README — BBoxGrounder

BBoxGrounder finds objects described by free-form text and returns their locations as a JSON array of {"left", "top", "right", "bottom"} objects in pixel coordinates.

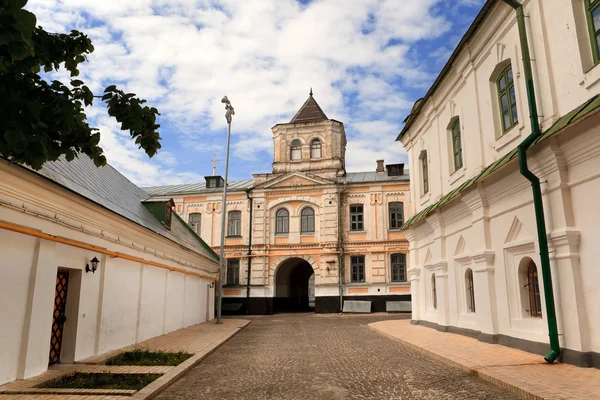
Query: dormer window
[
  {"left": 386, "top": 164, "right": 404, "bottom": 177},
  {"left": 310, "top": 139, "right": 322, "bottom": 159},
  {"left": 291, "top": 139, "right": 302, "bottom": 160},
  {"left": 205, "top": 176, "right": 224, "bottom": 188}
]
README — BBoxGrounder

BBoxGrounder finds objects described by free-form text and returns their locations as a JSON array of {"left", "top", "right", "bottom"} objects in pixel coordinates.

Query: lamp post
[{"left": 216, "top": 96, "right": 234, "bottom": 324}]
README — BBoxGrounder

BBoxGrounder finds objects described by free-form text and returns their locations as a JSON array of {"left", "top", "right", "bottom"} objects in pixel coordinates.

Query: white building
[
  {"left": 0, "top": 156, "right": 218, "bottom": 385},
  {"left": 398, "top": 0, "right": 600, "bottom": 368}
]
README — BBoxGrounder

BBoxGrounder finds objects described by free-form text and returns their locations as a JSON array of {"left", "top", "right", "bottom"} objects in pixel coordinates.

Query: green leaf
[
  {"left": 71, "top": 79, "right": 84, "bottom": 87},
  {"left": 4, "top": 129, "right": 28, "bottom": 152},
  {"left": 8, "top": 42, "right": 29, "bottom": 61},
  {"left": 104, "top": 85, "right": 117, "bottom": 92}
]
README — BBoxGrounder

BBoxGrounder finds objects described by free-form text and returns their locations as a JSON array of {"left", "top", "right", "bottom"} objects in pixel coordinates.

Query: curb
[
  {"left": 130, "top": 320, "right": 251, "bottom": 400},
  {"left": 368, "top": 324, "right": 545, "bottom": 400}
]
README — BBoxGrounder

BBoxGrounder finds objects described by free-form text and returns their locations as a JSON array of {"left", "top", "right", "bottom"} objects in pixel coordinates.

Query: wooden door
[{"left": 49, "top": 270, "right": 69, "bottom": 365}]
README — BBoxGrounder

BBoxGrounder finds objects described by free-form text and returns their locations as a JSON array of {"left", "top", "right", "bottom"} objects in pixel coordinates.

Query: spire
[{"left": 290, "top": 90, "right": 328, "bottom": 123}]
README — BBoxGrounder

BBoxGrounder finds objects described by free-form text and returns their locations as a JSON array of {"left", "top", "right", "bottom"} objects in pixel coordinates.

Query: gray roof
[
  {"left": 290, "top": 93, "right": 328, "bottom": 123},
  {"left": 343, "top": 170, "right": 410, "bottom": 184},
  {"left": 31, "top": 156, "right": 218, "bottom": 263},
  {"left": 144, "top": 179, "right": 255, "bottom": 196}
]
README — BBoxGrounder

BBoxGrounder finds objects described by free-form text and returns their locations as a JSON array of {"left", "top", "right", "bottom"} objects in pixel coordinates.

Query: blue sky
[{"left": 28, "top": 0, "right": 484, "bottom": 186}]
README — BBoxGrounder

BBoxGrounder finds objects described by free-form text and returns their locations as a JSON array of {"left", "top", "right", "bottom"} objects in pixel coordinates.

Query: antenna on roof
[{"left": 309, "top": 87, "right": 313, "bottom": 96}]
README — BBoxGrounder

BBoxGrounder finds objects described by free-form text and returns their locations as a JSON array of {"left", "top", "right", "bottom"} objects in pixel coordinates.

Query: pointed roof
[{"left": 290, "top": 89, "right": 328, "bottom": 123}]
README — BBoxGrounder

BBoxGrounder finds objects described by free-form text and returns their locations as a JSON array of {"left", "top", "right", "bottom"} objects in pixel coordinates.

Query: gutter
[
  {"left": 502, "top": 0, "right": 560, "bottom": 363},
  {"left": 337, "top": 182, "right": 348, "bottom": 312},
  {"left": 245, "top": 189, "right": 253, "bottom": 314}
]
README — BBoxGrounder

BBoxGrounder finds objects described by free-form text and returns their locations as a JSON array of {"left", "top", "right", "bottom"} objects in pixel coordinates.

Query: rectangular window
[
  {"left": 188, "top": 213, "right": 201, "bottom": 235},
  {"left": 421, "top": 152, "right": 429, "bottom": 194},
  {"left": 497, "top": 65, "right": 518, "bottom": 133},
  {"left": 389, "top": 202, "right": 404, "bottom": 230},
  {"left": 391, "top": 254, "right": 407, "bottom": 282},
  {"left": 451, "top": 119, "right": 463, "bottom": 170},
  {"left": 587, "top": 0, "right": 600, "bottom": 62},
  {"left": 350, "top": 204, "right": 364, "bottom": 231},
  {"left": 351, "top": 255, "right": 365, "bottom": 283},
  {"left": 227, "top": 211, "right": 241, "bottom": 236},
  {"left": 226, "top": 259, "right": 240, "bottom": 285}
]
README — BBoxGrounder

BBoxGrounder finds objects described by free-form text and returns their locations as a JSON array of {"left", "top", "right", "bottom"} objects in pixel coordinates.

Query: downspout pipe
[
  {"left": 337, "top": 182, "right": 348, "bottom": 313},
  {"left": 502, "top": 0, "right": 560, "bottom": 363},
  {"left": 245, "top": 189, "right": 253, "bottom": 314}
]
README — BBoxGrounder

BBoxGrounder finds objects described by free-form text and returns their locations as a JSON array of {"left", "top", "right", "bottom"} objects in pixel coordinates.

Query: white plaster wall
[
  {"left": 138, "top": 266, "right": 167, "bottom": 343},
  {"left": 97, "top": 258, "right": 140, "bottom": 354},
  {"left": 0, "top": 230, "right": 36, "bottom": 384},
  {"left": 183, "top": 275, "right": 200, "bottom": 327},
  {"left": 164, "top": 271, "right": 185, "bottom": 333}
]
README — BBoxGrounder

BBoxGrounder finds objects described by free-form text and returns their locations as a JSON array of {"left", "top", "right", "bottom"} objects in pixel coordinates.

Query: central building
[{"left": 146, "top": 92, "right": 410, "bottom": 314}]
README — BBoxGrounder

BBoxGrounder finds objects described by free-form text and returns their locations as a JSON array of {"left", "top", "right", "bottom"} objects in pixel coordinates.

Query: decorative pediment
[
  {"left": 257, "top": 171, "right": 334, "bottom": 190},
  {"left": 504, "top": 216, "right": 534, "bottom": 244}
]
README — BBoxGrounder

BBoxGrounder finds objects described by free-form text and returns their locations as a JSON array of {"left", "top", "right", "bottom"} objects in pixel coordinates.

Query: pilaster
[{"left": 471, "top": 250, "right": 498, "bottom": 336}]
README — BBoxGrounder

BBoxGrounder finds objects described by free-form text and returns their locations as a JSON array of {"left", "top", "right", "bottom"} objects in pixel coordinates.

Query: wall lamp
[{"left": 85, "top": 257, "right": 99, "bottom": 274}]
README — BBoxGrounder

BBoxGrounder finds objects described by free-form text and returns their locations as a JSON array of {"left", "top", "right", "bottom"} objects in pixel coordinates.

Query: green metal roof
[{"left": 402, "top": 94, "right": 600, "bottom": 230}]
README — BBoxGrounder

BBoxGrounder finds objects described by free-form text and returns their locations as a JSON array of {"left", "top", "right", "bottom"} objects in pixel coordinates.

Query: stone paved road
[{"left": 156, "top": 314, "right": 520, "bottom": 400}]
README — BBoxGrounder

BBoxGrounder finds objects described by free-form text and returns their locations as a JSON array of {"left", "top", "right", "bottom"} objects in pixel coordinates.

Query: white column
[{"left": 471, "top": 251, "right": 498, "bottom": 337}]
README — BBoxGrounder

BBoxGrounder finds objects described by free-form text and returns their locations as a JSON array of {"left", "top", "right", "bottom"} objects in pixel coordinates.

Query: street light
[{"left": 216, "top": 95, "right": 234, "bottom": 324}]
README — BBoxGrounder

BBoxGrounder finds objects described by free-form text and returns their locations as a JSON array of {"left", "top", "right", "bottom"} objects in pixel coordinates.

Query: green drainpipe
[{"left": 502, "top": 0, "right": 560, "bottom": 363}]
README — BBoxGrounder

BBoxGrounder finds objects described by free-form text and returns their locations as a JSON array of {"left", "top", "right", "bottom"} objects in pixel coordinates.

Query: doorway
[
  {"left": 49, "top": 269, "right": 69, "bottom": 365},
  {"left": 274, "top": 258, "right": 315, "bottom": 313}
]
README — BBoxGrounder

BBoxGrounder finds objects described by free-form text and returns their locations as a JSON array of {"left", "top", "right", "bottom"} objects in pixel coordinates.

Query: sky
[{"left": 27, "top": 0, "right": 485, "bottom": 187}]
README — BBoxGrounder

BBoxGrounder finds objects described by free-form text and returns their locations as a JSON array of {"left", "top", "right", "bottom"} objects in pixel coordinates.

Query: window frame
[
  {"left": 586, "top": 0, "right": 600, "bottom": 63},
  {"left": 310, "top": 139, "right": 322, "bottom": 159},
  {"left": 275, "top": 208, "right": 289, "bottom": 234},
  {"left": 227, "top": 210, "right": 242, "bottom": 237},
  {"left": 465, "top": 268, "right": 476, "bottom": 313},
  {"left": 526, "top": 261, "right": 542, "bottom": 318},
  {"left": 432, "top": 274, "right": 437, "bottom": 309},
  {"left": 349, "top": 204, "right": 364, "bottom": 231},
  {"left": 350, "top": 255, "right": 365, "bottom": 283},
  {"left": 451, "top": 119, "right": 463, "bottom": 171},
  {"left": 421, "top": 152, "right": 429, "bottom": 195},
  {"left": 290, "top": 139, "right": 302, "bottom": 161},
  {"left": 188, "top": 213, "right": 201, "bottom": 235},
  {"left": 226, "top": 259, "right": 240, "bottom": 285},
  {"left": 390, "top": 253, "right": 407, "bottom": 282},
  {"left": 497, "top": 64, "right": 518, "bottom": 133},
  {"left": 300, "top": 207, "right": 315, "bottom": 233},
  {"left": 388, "top": 202, "right": 404, "bottom": 230}
]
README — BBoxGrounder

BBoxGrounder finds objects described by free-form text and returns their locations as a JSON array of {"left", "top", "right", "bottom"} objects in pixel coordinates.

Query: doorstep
[{"left": 369, "top": 319, "right": 600, "bottom": 400}]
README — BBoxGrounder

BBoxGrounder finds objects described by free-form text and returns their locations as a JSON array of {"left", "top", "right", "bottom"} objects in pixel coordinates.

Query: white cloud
[{"left": 26, "top": 0, "right": 459, "bottom": 185}]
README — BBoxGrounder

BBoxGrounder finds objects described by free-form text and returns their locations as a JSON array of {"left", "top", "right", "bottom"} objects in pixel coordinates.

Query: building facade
[
  {"left": 146, "top": 93, "right": 411, "bottom": 314},
  {"left": 398, "top": 0, "right": 600, "bottom": 368},
  {"left": 0, "top": 156, "right": 218, "bottom": 385}
]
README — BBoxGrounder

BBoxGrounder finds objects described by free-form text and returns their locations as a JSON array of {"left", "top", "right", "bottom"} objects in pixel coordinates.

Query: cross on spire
[{"left": 210, "top": 154, "right": 221, "bottom": 176}]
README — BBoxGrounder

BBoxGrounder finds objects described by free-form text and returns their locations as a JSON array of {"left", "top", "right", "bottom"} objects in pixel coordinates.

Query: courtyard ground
[{"left": 155, "top": 313, "right": 520, "bottom": 400}]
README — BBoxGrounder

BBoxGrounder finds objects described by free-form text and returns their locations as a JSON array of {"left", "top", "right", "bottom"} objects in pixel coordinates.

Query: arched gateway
[{"left": 274, "top": 257, "right": 316, "bottom": 312}]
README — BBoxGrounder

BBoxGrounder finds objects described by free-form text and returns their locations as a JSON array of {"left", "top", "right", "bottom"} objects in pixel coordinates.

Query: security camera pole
[{"left": 216, "top": 96, "right": 234, "bottom": 324}]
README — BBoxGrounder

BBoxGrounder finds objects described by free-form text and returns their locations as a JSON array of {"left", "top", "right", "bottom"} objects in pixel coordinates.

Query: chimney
[{"left": 376, "top": 160, "right": 385, "bottom": 173}]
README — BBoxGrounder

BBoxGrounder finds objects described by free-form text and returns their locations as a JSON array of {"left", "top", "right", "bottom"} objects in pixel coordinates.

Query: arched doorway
[{"left": 274, "top": 257, "right": 315, "bottom": 312}]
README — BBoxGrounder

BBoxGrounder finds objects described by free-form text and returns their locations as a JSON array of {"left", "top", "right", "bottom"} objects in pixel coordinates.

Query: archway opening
[{"left": 275, "top": 258, "right": 315, "bottom": 313}]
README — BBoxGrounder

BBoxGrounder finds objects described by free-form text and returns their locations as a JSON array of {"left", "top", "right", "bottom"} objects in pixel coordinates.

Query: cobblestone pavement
[{"left": 156, "top": 314, "right": 520, "bottom": 400}]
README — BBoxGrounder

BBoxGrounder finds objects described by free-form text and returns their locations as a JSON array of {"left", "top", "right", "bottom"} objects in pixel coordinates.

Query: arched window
[
  {"left": 389, "top": 202, "right": 404, "bottom": 229},
  {"left": 497, "top": 64, "right": 518, "bottom": 133},
  {"left": 526, "top": 260, "right": 542, "bottom": 318},
  {"left": 310, "top": 139, "right": 322, "bottom": 159},
  {"left": 188, "top": 213, "right": 201, "bottom": 235},
  {"left": 451, "top": 118, "right": 463, "bottom": 170},
  {"left": 465, "top": 268, "right": 475, "bottom": 313},
  {"left": 290, "top": 139, "right": 302, "bottom": 161},
  {"left": 227, "top": 211, "right": 241, "bottom": 236},
  {"left": 275, "top": 208, "right": 289, "bottom": 234},
  {"left": 391, "top": 253, "right": 406, "bottom": 282},
  {"left": 301, "top": 207, "right": 315, "bottom": 233},
  {"left": 431, "top": 274, "right": 437, "bottom": 309}
]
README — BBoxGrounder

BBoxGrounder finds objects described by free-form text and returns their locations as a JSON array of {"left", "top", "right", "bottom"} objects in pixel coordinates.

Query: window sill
[
  {"left": 225, "top": 235, "right": 242, "bottom": 239},
  {"left": 494, "top": 123, "right": 523, "bottom": 152},
  {"left": 300, "top": 232, "right": 315, "bottom": 236},
  {"left": 348, "top": 230, "right": 366, "bottom": 234},
  {"left": 274, "top": 233, "right": 289, "bottom": 237},
  {"left": 346, "top": 282, "right": 367, "bottom": 285},
  {"left": 388, "top": 228, "right": 402, "bottom": 232},
  {"left": 388, "top": 281, "right": 409, "bottom": 285},
  {"left": 448, "top": 166, "right": 466, "bottom": 185},
  {"left": 579, "top": 60, "right": 600, "bottom": 90},
  {"left": 223, "top": 284, "right": 244, "bottom": 288}
]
